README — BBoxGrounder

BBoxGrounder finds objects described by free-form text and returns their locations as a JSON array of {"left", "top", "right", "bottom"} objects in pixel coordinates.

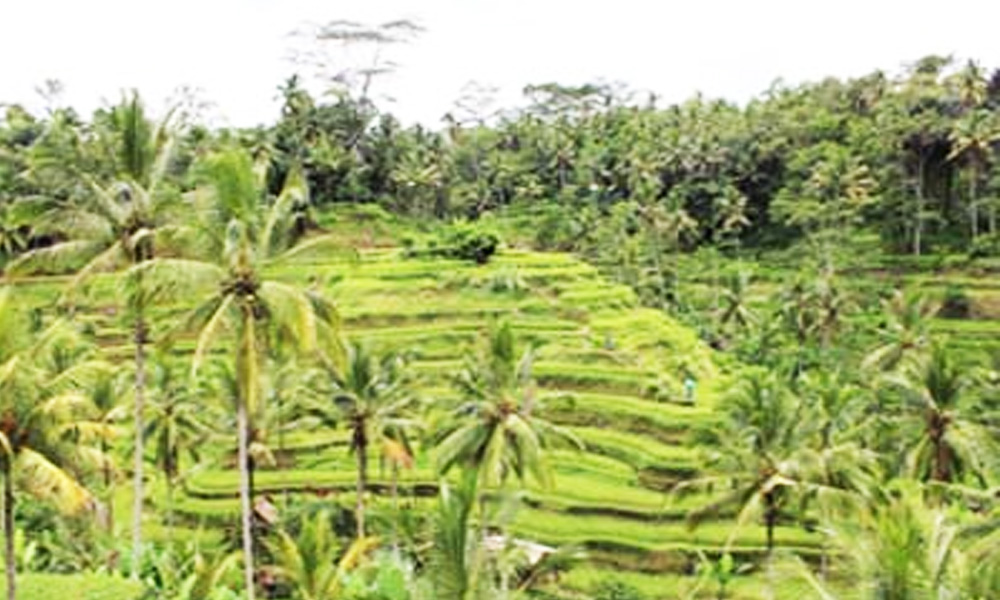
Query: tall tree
[
  {"left": 144, "top": 360, "right": 208, "bottom": 539},
  {"left": 294, "top": 343, "right": 420, "bottom": 539},
  {"left": 863, "top": 290, "right": 939, "bottom": 372},
  {"left": 7, "top": 91, "right": 179, "bottom": 574},
  {"left": 434, "top": 322, "right": 580, "bottom": 528},
  {"left": 882, "top": 344, "right": 997, "bottom": 485},
  {"left": 677, "top": 370, "right": 871, "bottom": 556},
  {"left": 0, "top": 289, "right": 100, "bottom": 600},
  {"left": 948, "top": 109, "right": 1000, "bottom": 237},
  {"left": 151, "top": 147, "right": 341, "bottom": 599}
]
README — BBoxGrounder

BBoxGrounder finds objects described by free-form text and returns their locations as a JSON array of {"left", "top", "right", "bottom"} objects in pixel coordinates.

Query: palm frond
[
  {"left": 5, "top": 239, "right": 108, "bottom": 277},
  {"left": 262, "top": 162, "right": 309, "bottom": 257},
  {"left": 190, "top": 294, "right": 235, "bottom": 377},
  {"left": 15, "top": 447, "right": 93, "bottom": 514},
  {"left": 258, "top": 281, "right": 318, "bottom": 353},
  {"left": 128, "top": 258, "right": 225, "bottom": 307}
]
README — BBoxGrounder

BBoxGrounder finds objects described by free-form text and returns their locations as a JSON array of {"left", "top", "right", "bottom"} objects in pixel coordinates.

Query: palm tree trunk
[
  {"left": 3, "top": 462, "right": 15, "bottom": 600},
  {"left": 932, "top": 434, "right": 951, "bottom": 484},
  {"left": 131, "top": 314, "right": 146, "bottom": 578},
  {"left": 390, "top": 462, "right": 399, "bottom": 551},
  {"left": 355, "top": 433, "right": 367, "bottom": 539},
  {"left": 970, "top": 167, "right": 979, "bottom": 240},
  {"left": 278, "top": 397, "right": 288, "bottom": 511},
  {"left": 165, "top": 470, "right": 174, "bottom": 545},
  {"left": 914, "top": 157, "right": 925, "bottom": 257},
  {"left": 102, "top": 440, "right": 114, "bottom": 535},
  {"left": 764, "top": 492, "right": 776, "bottom": 555},
  {"left": 237, "top": 399, "right": 256, "bottom": 600}
]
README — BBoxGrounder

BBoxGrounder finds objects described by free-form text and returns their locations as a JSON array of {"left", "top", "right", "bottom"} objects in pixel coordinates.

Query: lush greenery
[{"left": 1, "top": 50, "right": 1000, "bottom": 600}]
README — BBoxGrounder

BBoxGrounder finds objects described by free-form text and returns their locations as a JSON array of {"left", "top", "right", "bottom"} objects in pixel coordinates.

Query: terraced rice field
[
  {"left": 9, "top": 245, "right": 824, "bottom": 598},
  {"left": 670, "top": 248, "right": 1000, "bottom": 365}
]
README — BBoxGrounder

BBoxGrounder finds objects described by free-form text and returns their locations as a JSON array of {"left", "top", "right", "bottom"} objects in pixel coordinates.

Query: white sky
[{"left": 2, "top": 0, "right": 998, "bottom": 128}]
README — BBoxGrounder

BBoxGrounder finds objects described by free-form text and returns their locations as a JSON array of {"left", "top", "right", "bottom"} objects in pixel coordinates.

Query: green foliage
[
  {"left": 439, "top": 223, "right": 501, "bottom": 264},
  {"left": 401, "top": 223, "right": 501, "bottom": 264},
  {"left": 10, "top": 60, "right": 1000, "bottom": 597},
  {"left": 594, "top": 580, "right": 645, "bottom": 600},
  {"left": 938, "top": 284, "right": 972, "bottom": 319},
  {"left": 968, "top": 232, "right": 1000, "bottom": 258}
]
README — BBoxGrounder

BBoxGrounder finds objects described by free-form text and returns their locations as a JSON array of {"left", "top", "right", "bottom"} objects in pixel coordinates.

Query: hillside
[{"left": 9, "top": 239, "right": 831, "bottom": 599}]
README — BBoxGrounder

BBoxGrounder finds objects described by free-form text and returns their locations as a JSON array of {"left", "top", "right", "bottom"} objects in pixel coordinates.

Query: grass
[
  {"left": 511, "top": 507, "right": 822, "bottom": 552},
  {"left": 554, "top": 566, "right": 835, "bottom": 600},
  {"left": 0, "top": 573, "right": 143, "bottom": 600},
  {"left": 571, "top": 427, "right": 701, "bottom": 474},
  {"left": 534, "top": 361, "right": 657, "bottom": 397},
  {"left": 542, "top": 391, "right": 717, "bottom": 438}
]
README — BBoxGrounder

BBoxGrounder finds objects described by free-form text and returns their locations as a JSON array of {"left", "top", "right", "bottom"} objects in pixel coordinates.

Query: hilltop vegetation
[{"left": 0, "top": 51, "right": 1000, "bottom": 600}]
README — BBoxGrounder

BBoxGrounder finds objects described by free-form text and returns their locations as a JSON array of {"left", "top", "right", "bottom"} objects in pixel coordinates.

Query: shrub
[
  {"left": 969, "top": 232, "right": 1000, "bottom": 259},
  {"left": 939, "top": 285, "right": 972, "bottom": 319},
  {"left": 485, "top": 268, "right": 528, "bottom": 294},
  {"left": 399, "top": 223, "right": 502, "bottom": 264},
  {"left": 440, "top": 223, "right": 500, "bottom": 264}
]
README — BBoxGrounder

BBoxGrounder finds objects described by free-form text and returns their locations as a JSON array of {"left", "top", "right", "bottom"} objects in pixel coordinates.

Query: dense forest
[{"left": 1, "top": 48, "right": 1000, "bottom": 600}]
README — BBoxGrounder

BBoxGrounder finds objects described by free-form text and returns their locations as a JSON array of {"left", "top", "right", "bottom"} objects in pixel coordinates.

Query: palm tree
[
  {"left": 951, "top": 59, "right": 989, "bottom": 110},
  {"left": 263, "top": 510, "right": 376, "bottom": 600},
  {"left": 811, "top": 270, "right": 853, "bottom": 358},
  {"left": 863, "top": 290, "right": 938, "bottom": 372},
  {"left": 0, "top": 289, "right": 99, "bottom": 600},
  {"left": 294, "top": 343, "right": 420, "bottom": 539},
  {"left": 150, "top": 147, "right": 341, "bottom": 599},
  {"left": 74, "top": 365, "right": 127, "bottom": 536},
  {"left": 677, "top": 370, "right": 872, "bottom": 556},
  {"left": 429, "top": 470, "right": 487, "bottom": 600},
  {"left": 434, "top": 322, "right": 580, "bottom": 524},
  {"left": 882, "top": 344, "right": 997, "bottom": 486},
  {"left": 948, "top": 109, "right": 1000, "bottom": 238},
  {"left": 717, "top": 270, "right": 756, "bottom": 335},
  {"left": 797, "top": 370, "right": 868, "bottom": 455},
  {"left": 823, "top": 480, "right": 966, "bottom": 600},
  {"left": 7, "top": 91, "right": 178, "bottom": 573},
  {"left": 144, "top": 360, "right": 209, "bottom": 539},
  {"left": 678, "top": 370, "right": 803, "bottom": 554}
]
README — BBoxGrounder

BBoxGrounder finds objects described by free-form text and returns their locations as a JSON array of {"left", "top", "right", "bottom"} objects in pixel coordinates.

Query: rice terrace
[{"left": 2, "top": 3, "right": 1000, "bottom": 599}]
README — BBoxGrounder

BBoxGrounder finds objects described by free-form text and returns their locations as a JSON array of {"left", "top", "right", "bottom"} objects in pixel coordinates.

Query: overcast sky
[{"left": 2, "top": 0, "right": 997, "bottom": 128}]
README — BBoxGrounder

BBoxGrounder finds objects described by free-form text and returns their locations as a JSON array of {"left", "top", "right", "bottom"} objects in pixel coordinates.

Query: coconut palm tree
[
  {"left": 823, "top": 480, "right": 967, "bottom": 600},
  {"left": 263, "top": 510, "right": 376, "bottom": 600},
  {"left": 7, "top": 91, "right": 179, "bottom": 573},
  {"left": 428, "top": 470, "right": 487, "bottom": 600},
  {"left": 951, "top": 59, "right": 989, "bottom": 110},
  {"left": 0, "top": 288, "right": 101, "bottom": 600},
  {"left": 678, "top": 370, "right": 803, "bottom": 554},
  {"left": 434, "top": 322, "right": 581, "bottom": 522},
  {"left": 718, "top": 270, "right": 756, "bottom": 335},
  {"left": 72, "top": 364, "right": 127, "bottom": 536},
  {"left": 882, "top": 344, "right": 997, "bottom": 486},
  {"left": 863, "top": 290, "right": 938, "bottom": 372},
  {"left": 677, "top": 370, "right": 873, "bottom": 556},
  {"left": 948, "top": 109, "right": 1000, "bottom": 238},
  {"left": 294, "top": 343, "right": 420, "bottom": 539},
  {"left": 144, "top": 360, "right": 209, "bottom": 539},
  {"left": 148, "top": 147, "right": 341, "bottom": 599}
]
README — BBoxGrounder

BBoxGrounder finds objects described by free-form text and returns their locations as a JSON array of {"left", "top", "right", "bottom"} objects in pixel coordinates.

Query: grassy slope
[{"left": 4, "top": 212, "right": 818, "bottom": 597}]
